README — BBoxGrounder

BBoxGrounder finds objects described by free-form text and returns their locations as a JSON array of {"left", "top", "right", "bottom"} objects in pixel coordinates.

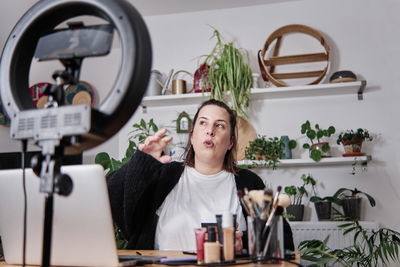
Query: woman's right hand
[{"left": 138, "top": 128, "right": 173, "bottom": 163}]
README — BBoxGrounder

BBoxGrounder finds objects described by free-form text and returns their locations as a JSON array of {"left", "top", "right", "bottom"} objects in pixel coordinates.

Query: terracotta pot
[{"left": 341, "top": 140, "right": 363, "bottom": 154}]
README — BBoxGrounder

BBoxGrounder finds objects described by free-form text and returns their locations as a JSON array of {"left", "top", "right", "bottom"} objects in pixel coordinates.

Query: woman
[{"left": 107, "top": 99, "right": 294, "bottom": 252}]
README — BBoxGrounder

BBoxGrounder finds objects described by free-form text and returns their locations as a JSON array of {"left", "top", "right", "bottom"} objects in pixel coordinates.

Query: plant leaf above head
[
  {"left": 303, "top": 143, "right": 310, "bottom": 149},
  {"left": 140, "top": 118, "right": 146, "bottom": 129},
  {"left": 316, "top": 130, "right": 324, "bottom": 140},
  {"left": 307, "top": 129, "right": 316, "bottom": 140},
  {"left": 321, "top": 143, "right": 330, "bottom": 152},
  {"left": 204, "top": 28, "right": 252, "bottom": 118},
  {"left": 289, "top": 139, "right": 297, "bottom": 149},
  {"left": 310, "top": 149, "right": 322, "bottom": 162}
]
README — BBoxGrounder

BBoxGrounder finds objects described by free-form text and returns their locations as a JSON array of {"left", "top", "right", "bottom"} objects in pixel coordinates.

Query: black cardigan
[{"left": 107, "top": 150, "right": 294, "bottom": 251}]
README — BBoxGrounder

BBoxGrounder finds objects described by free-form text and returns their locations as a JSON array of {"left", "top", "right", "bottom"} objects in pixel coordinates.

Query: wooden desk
[
  {"left": 122, "top": 250, "right": 300, "bottom": 266},
  {"left": 1, "top": 250, "right": 300, "bottom": 266}
]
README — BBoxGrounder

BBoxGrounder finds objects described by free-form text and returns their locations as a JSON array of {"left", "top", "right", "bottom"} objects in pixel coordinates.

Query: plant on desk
[{"left": 95, "top": 118, "right": 160, "bottom": 249}]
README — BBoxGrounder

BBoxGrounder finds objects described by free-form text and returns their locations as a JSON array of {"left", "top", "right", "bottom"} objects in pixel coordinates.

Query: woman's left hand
[{"left": 235, "top": 230, "right": 243, "bottom": 255}]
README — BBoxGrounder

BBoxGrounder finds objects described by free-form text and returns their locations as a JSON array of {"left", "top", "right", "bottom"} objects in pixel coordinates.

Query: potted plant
[
  {"left": 284, "top": 173, "right": 316, "bottom": 221},
  {"left": 333, "top": 187, "right": 376, "bottom": 220},
  {"left": 310, "top": 195, "right": 342, "bottom": 221},
  {"left": 95, "top": 118, "right": 159, "bottom": 175},
  {"left": 203, "top": 28, "right": 253, "bottom": 119},
  {"left": 336, "top": 128, "right": 373, "bottom": 156},
  {"left": 299, "top": 220, "right": 400, "bottom": 266},
  {"left": 301, "top": 120, "right": 336, "bottom": 162},
  {"left": 244, "top": 135, "right": 283, "bottom": 169}
]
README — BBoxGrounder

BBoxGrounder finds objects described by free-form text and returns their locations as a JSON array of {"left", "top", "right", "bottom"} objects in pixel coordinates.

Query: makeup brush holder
[
  {"left": 264, "top": 216, "right": 284, "bottom": 263},
  {"left": 248, "top": 215, "right": 284, "bottom": 261},
  {"left": 253, "top": 217, "right": 267, "bottom": 257}
]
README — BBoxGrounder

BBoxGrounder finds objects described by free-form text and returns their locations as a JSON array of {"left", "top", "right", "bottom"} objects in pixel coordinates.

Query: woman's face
[{"left": 190, "top": 104, "right": 233, "bottom": 166}]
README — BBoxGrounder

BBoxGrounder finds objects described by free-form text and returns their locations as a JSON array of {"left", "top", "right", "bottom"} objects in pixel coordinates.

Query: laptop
[{"left": 0, "top": 164, "right": 140, "bottom": 266}]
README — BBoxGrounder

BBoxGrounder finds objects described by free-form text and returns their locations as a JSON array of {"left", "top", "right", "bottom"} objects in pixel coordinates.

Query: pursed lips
[{"left": 203, "top": 139, "right": 215, "bottom": 148}]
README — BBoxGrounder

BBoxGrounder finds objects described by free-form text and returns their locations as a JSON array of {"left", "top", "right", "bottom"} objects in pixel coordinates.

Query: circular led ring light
[{"left": 0, "top": 0, "right": 152, "bottom": 153}]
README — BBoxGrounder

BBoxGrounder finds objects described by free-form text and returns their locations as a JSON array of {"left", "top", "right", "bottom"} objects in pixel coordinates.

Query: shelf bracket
[{"left": 357, "top": 80, "right": 367, "bottom": 100}]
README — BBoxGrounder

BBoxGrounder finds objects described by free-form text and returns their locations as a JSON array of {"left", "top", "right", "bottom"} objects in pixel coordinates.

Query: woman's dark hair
[{"left": 183, "top": 99, "right": 238, "bottom": 174}]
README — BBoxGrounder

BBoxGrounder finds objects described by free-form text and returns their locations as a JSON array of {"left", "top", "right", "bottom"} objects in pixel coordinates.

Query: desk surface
[{"left": 1, "top": 250, "right": 300, "bottom": 267}]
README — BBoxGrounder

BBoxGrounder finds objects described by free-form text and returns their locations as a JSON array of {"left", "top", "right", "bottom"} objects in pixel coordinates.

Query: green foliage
[
  {"left": 299, "top": 220, "right": 400, "bottom": 266},
  {"left": 130, "top": 118, "right": 159, "bottom": 143},
  {"left": 284, "top": 173, "right": 316, "bottom": 205},
  {"left": 245, "top": 135, "right": 283, "bottom": 169},
  {"left": 333, "top": 187, "right": 376, "bottom": 207},
  {"left": 310, "top": 195, "right": 342, "bottom": 206},
  {"left": 114, "top": 222, "right": 128, "bottom": 249},
  {"left": 337, "top": 128, "right": 373, "bottom": 145},
  {"left": 204, "top": 28, "right": 253, "bottom": 118},
  {"left": 94, "top": 118, "right": 160, "bottom": 249},
  {"left": 289, "top": 139, "right": 298, "bottom": 149},
  {"left": 301, "top": 120, "right": 335, "bottom": 162},
  {"left": 95, "top": 118, "right": 159, "bottom": 176}
]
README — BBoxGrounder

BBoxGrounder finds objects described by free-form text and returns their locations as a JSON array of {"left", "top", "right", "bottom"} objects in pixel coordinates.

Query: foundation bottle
[
  {"left": 222, "top": 211, "right": 235, "bottom": 261},
  {"left": 204, "top": 226, "right": 220, "bottom": 263}
]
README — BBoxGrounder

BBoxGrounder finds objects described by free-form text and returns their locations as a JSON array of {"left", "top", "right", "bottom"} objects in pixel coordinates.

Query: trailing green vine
[{"left": 204, "top": 28, "right": 253, "bottom": 118}]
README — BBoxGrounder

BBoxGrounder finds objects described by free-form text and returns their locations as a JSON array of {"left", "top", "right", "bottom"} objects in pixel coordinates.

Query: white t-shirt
[{"left": 154, "top": 166, "right": 246, "bottom": 250}]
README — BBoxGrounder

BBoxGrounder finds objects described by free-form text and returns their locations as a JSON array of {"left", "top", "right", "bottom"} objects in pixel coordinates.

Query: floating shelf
[
  {"left": 141, "top": 80, "right": 366, "bottom": 109},
  {"left": 237, "top": 155, "right": 371, "bottom": 168}
]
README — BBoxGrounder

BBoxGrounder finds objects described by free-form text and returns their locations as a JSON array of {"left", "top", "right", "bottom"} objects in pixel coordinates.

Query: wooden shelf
[
  {"left": 237, "top": 155, "right": 371, "bottom": 168},
  {"left": 141, "top": 80, "right": 366, "bottom": 109}
]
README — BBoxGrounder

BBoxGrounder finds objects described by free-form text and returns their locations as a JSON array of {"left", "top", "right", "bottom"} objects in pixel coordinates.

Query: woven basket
[{"left": 258, "top": 24, "right": 330, "bottom": 87}]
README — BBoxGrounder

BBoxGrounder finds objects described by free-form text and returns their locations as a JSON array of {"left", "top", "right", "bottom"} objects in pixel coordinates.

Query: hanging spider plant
[{"left": 203, "top": 29, "right": 253, "bottom": 118}]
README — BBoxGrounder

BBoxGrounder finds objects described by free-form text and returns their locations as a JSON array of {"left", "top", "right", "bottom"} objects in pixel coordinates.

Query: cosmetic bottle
[
  {"left": 204, "top": 226, "right": 220, "bottom": 263},
  {"left": 215, "top": 214, "right": 223, "bottom": 244},
  {"left": 222, "top": 211, "right": 235, "bottom": 262},
  {"left": 194, "top": 228, "right": 206, "bottom": 264}
]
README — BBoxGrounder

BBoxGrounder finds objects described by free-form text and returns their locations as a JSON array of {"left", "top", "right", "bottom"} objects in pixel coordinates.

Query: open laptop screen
[{"left": 0, "top": 165, "right": 121, "bottom": 266}]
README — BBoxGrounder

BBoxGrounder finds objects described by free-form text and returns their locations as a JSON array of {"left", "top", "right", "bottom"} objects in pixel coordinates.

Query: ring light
[
  {"left": 0, "top": 0, "right": 152, "bottom": 153},
  {"left": 0, "top": 1, "right": 152, "bottom": 266}
]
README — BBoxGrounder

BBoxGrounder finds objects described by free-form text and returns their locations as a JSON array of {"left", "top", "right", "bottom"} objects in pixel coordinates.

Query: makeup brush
[
  {"left": 243, "top": 194, "right": 256, "bottom": 218},
  {"left": 260, "top": 188, "right": 273, "bottom": 220},
  {"left": 237, "top": 189, "right": 251, "bottom": 216},
  {"left": 260, "top": 186, "right": 282, "bottom": 256},
  {"left": 248, "top": 190, "right": 265, "bottom": 208},
  {"left": 277, "top": 193, "right": 291, "bottom": 209}
]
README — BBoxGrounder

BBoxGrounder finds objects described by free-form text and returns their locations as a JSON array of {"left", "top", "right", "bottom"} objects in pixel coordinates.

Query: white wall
[
  {"left": 1, "top": 0, "right": 399, "bottom": 237},
  {"left": 126, "top": 0, "right": 400, "bottom": 233}
]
